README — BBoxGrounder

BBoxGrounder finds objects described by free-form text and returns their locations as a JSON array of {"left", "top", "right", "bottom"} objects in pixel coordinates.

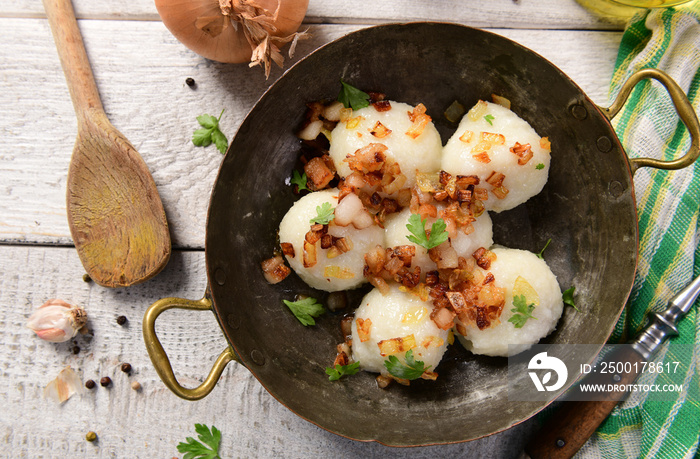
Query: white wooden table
[{"left": 0, "top": 1, "right": 625, "bottom": 457}]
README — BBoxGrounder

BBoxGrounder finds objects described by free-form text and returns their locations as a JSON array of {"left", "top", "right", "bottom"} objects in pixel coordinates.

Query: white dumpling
[
  {"left": 457, "top": 247, "right": 563, "bottom": 357},
  {"left": 442, "top": 101, "right": 551, "bottom": 212},
  {"left": 278, "top": 189, "right": 384, "bottom": 291},
  {"left": 329, "top": 101, "right": 442, "bottom": 188},
  {"left": 383, "top": 207, "right": 494, "bottom": 275},
  {"left": 351, "top": 285, "right": 449, "bottom": 375}
]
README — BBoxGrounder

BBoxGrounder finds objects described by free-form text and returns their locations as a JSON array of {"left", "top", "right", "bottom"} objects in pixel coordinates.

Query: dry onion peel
[{"left": 155, "top": 0, "right": 310, "bottom": 78}]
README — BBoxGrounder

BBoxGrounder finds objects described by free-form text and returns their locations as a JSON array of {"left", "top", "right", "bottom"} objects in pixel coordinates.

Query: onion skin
[{"left": 155, "top": 0, "right": 309, "bottom": 65}]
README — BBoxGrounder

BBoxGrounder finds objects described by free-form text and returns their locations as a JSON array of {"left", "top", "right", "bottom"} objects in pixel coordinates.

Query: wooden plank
[
  {"left": 0, "top": 0, "right": 623, "bottom": 30},
  {"left": 0, "top": 18, "right": 620, "bottom": 248},
  {"left": 0, "top": 244, "right": 540, "bottom": 457}
]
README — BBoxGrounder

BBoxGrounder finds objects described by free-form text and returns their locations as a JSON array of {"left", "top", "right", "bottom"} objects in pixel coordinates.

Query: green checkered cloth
[{"left": 577, "top": 4, "right": 700, "bottom": 458}]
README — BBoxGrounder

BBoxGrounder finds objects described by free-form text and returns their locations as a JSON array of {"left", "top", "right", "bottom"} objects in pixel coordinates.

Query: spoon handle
[{"left": 42, "top": 0, "right": 104, "bottom": 119}]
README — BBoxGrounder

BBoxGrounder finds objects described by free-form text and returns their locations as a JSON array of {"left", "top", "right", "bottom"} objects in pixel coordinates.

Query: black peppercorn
[
  {"left": 85, "top": 379, "right": 96, "bottom": 389},
  {"left": 82, "top": 273, "right": 91, "bottom": 282},
  {"left": 121, "top": 363, "right": 132, "bottom": 373},
  {"left": 116, "top": 315, "right": 127, "bottom": 326},
  {"left": 72, "top": 345, "right": 80, "bottom": 354},
  {"left": 185, "top": 77, "right": 196, "bottom": 88},
  {"left": 100, "top": 377, "right": 111, "bottom": 387}
]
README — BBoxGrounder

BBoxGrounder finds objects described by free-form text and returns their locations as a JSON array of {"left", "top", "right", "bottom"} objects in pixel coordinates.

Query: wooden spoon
[{"left": 43, "top": 0, "right": 171, "bottom": 288}]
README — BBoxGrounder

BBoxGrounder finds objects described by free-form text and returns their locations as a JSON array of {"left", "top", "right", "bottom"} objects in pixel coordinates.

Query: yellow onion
[{"left": 155, "top": 0, "right": 309, "bottom": 77}]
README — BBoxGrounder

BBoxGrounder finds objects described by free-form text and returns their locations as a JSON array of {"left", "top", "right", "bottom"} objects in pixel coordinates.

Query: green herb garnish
[
  {"left": 384, "top": 349, "right": 431, "bottom": 380},
  {"left": 326, "top": 362, "right": 361, "bottom": 381},
  {"left": 177, "top": 424, "right": 221, "bottom": 459},
  {"left": 563, "top": 286, "right": 579, "bottom": 311},
  {"left": 406, "top": 214, "right": 449, "bottom": 250},
  {"left": 484, "top": 114, "right": 495, "bottom": 125},
  {"left": 536, "top": 163, "right": 545, "bottom": 170},
  {"left": 508, "top": 294, "right": 537, "bottom": 328},
  {"left": 338, "top": 80, "right": 370, "bottom": 110},
  {"left": 310, "top": 202, "right": 335, "bottom": 225},
  {"left": 291, "top": 170, "right": 309, "bottom": 192},
  {"left": 536, "top": 238, "right": 552, "bottom": 259},
  {"left": 283, "top": 297, "right": 325, "bottom": 326},
  {"left": 192, "top": 109, "right": 228, "bottom": 154}
]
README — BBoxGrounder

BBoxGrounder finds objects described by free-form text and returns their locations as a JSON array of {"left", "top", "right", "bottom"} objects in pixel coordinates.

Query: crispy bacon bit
[
  {"left": 491, "top": 93, "right": 511, "bottom": 109},
  {"left": 377, "top": 334, "right": 416, "bottom": 356},
  {"left": 406, "top": 103, "right": 432, "bottom": 139},
  {"left": 456, "top": 175, "right": 480, "bottom": 186},
  {"left": 445, "top": 291, "right": 468, "bottom": 313},
  {"left": 297, "top": 120, "right": 323, "bottom": 141},
  {"left": 367, "top": 274, "right": 391, "bottom": 295},
  {"left": 305, "top": 224, "right": 327, "bottom": 244},
  {"left": 356, "top": 318, "right": 372, "bottom": 342},
  {"left": 396, "top": 188, "right": 412, "bottom": 208},
  {"left": 510, "top": 142, "right": 533, "bottom": 165},
  {"left": 540, "top": 136, "right": 551, "bottom": 150},
  {"left": 467, "top": 100, "right": 488, "bottom": 121},
  {"left": 346, "top": 143, "right": 387, "bottom": 173},
  {"left": 472, "top": 152, "right": 491, "bottom": 163},
  {"left": 418, "top": 204, "right": 438, "bottom": 220},
  {"left": 421, "top": 371, "right": 438, "bottom": 381},
  {"left": 390, "top": 245, "right": 415, "bottom": 265},
  {"left": 376, "top": 374, "right": 393, "bottom": 389},
  {"left": 474, "top": 187, "right": 489, "bottom": 201},
  {"left": 485, "top": 171, "right": 506, "bottom": 188},
  {"left": 459, "top": 130, "right": 474, "bottom": 143},
  {"left": 340, "top": 316, "right": 354, "bottom": 340},
  {"left": 368, "top": 91, "right": 386, "bottom": 103},
  {"left": 481, "top": 132, "right": 506, "bottom": 145},
  {"left": 372, "top": 100, "right": 392, "bottom": 112},
  {"left": 425, "top": 270, "right": 439, "bottom": 286},
  {"left": 261, "top": 255, "right": 291, "bottom": 284},
  {"left": 492, "top": 185, "right": 509, "bottom": 199},
  {"left": 395, "top": 266, "right": 421, "bottom": 288},
  {"left": 320, "top": 234, "right": 333, "bottom": 249},
  {"left": 364, "top": 245, "right": 386, "bottom": 275},
  {"left": 280, "top": 242, "right": 295, "bottom": 258},
  {"left": 333, "top": 348, "right": 350, "bottom": 367},
  {"left": 483, "top": 272, "right": 495, "bottom": 285},
  {"left": 471, "top": 140, "right": 493, "bottom": 154},
  {"left": 432, "top": 307, "right": 456, "bottom": 331},
  {"left": 302, "top": 240, "right": 318, "bottom": 268},
  {"left": 472, "top": 247, "right": 497, "bottom": 269},
  {"left": 385, "top": 256, "right": 405, "bottom": 276},
  {"left": 369, "top": 121, "right": 392, "bottom": 138},
  {"left": 345, "top": 115, "right": 364, "bottom": 129},
  {"left": 304, "top": 156, "right": 336, "bottom": 190},
  {"left": 428, "top": 243, "right": 459, "bottom": 270}
]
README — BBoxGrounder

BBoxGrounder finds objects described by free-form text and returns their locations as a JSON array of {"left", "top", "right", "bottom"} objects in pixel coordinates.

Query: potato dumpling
[
  {"left": 457, "top": 247, "right": 563, "bottom": 357},
  {"left": 351, "top": 285, "right": 449, "bottom": 375},
  {"left": 278, "top": 189, "right": 383, "bottom": 291},
  {"left": 442, "top": 101, "right": 551, "bottom": 212},
  {"left": 329, "top": 101, "right": 442, "bottom": 188},
  {"left": 383, "top": 207, "right": 493, "bottom": 276}
]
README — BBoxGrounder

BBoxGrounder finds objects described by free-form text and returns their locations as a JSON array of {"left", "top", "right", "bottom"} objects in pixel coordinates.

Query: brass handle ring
[
  {"left": 600, "top": 68, "right": 700, "bottom": 174},
  {"left": 142, "top": 296, "right": 238, "bottom": 400}
]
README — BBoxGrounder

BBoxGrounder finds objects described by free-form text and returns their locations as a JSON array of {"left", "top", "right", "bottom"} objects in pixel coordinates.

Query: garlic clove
[
  {"left": 27, "top": 299, "right": 88, "bottom": 343},
  {"left": 44, "top": 367, "right": 82, "bottom": 404}
]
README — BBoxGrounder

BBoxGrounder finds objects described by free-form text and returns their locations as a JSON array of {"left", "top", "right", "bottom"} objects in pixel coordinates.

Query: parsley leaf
[
  {"left": 384, "top": 349, "right": 431, "bottom": 380},
  {"left": 563, "top": 286, "right": 579, "bottom": 311},
  {"left": 326, "top": 361, "right": 361, "bottom": 381},
  {"left": 283, "top": 297, "right": 325, "bottom": 326},
  {"left": 508, "top": 294, "right": 537, "bottom": 328},
  {"left": 193, "top": 109, "right": 228, "bottom": 154},
  {"left": 310, "top": 202, "right": 335, "bottom": 225},
  {"left": 291, "top": 170, "right": 309, "bottom": 192},
  {"left": 406, "top": 213, "right": 449, "bottom": 250},
  {"left": 536, "top": 163, "right": 545, "bottom": 170},
  {"left": 176, "top": 424, "right": 221, "bottom": 459},
  {"left": 484, "top": 114, "right": 495, "bottom": 125},
  {"left": 536, "top": 238, "right": 552, "bottom": 259},
  {"left": 338, "top": 80, "right": 370, "bottom": 110}
]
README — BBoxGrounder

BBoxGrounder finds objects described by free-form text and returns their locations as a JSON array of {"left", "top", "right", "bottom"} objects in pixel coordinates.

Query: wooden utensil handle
[
  {"left": 525, "top": 346, "right": 646, "bottom": 458},
  {"left": 42, "top": 0, "right": 104, "bottom": 118}
]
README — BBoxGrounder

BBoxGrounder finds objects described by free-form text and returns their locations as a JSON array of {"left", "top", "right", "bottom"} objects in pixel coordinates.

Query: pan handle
[
  {"left": 143, "top": 295, "right": 239, "bottom": 400},
  {"left": 599, "top": 68, "right": 700, "bottom": 175}
]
